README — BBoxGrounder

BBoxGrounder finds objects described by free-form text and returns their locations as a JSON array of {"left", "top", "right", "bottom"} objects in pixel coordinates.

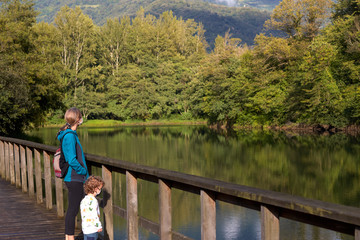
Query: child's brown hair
[{"left": 84, "top": 175, "right": 105, "bottom": 195}]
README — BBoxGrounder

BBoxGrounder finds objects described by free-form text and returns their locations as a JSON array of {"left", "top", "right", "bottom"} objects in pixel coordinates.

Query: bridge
[{"left": 0, "top": 135, "right": 360, "bottom": 240}]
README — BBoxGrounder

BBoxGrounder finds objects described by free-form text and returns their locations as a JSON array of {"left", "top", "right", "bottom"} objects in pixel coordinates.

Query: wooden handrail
[{"left": 0, "top": 136, "right": 360, "bottom": 240}]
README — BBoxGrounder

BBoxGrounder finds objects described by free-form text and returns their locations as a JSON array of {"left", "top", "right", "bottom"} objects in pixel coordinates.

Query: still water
[{"left": 27, "top": 126, "right": 360, "bottom": 240}]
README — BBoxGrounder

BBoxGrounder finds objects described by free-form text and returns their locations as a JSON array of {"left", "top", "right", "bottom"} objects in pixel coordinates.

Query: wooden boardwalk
[
  {"left": 0, "top": 178, "right": 80, "bottom": 240},
  {"left": 2, "top": 137, "right": 360, "bottom": 240}
]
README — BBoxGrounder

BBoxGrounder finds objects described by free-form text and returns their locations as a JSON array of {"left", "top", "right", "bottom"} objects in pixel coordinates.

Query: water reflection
[
  {"left": 217, "top": 204, "right": 260, "bottom": 240},
  {"left": 26, "top": 126, "right": 359, "bottom": 239}
]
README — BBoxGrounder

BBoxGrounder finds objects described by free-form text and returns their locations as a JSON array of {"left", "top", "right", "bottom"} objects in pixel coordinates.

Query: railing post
[
  {"left": 0, "top": 141, "right": 4, "bottom": 178},
  {"left": 159, "top": 179, "right": 172, "bottom": 240},
  {"left": 34, "top": 149, "right": 43, "bottom": 204},
  {"left": 5, "top": 142, "right": 9, "bottom": 181},
  {"left": 44, "top": 151, "right": 52, "bottom": 209},
  {"left": 55, "top": 175, "right": 64, "bottom": 217},
  {"left": 102, "top": 165, "right": 114, "bottom": 240},
  {"left": 261, "top": 205, "right": 280, "bottom": 240},
  {"left": 26, "top": 147, "right": 35, "bottom": 198},
  {"left": 356, "top": 228, "right": 360, "bottom": 240},
  {"left": 201, "top": 190, "right": 216, "bottom": 240},
  {"left": 126, "top": 171, "right": 138, "bottom": 240},
  {"left": 20, "top": 145, "right": 27, "bottom": 192},
  {"left": 14, "top": 144, "right": 21, "bottom": 188},
  {"left": 9, "top": 143, "right": 15, "bottom": 185}
]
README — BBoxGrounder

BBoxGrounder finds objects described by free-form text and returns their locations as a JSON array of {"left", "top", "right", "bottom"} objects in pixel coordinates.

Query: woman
[{"left": 57, "top": 107, "right": 89, "bottom": 240}]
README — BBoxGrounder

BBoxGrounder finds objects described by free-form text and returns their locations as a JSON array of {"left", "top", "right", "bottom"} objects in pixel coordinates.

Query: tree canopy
[{"left": 0, "top": 0, "right": 62, "bottom": 135}]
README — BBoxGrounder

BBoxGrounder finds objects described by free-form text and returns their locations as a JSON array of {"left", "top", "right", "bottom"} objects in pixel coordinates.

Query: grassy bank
[
  {"left": 45, "top": 117, "right": 359, "bottom": 135},
  {"left": 44, "top": 119, "right": 207, "bottom": 127}
]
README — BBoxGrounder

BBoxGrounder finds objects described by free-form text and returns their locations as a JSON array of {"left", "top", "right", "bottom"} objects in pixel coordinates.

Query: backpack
[{"left": 53, "top": 132, "right": 76, "bottom": 178}]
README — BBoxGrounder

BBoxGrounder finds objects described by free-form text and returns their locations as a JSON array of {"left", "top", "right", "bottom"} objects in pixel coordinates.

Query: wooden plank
[
  {"left": 102, "top": 165, "right": 114, "bottom": 240},
  {"left": 1, "top": 141, "right": 4, "bottom": 179},
  {"left": 159, "top": 179, "right": 172, "bottom": 240},
  {"left": 55, "top": 176, "right": 64, "bottom": 217},
  {"left": 44, "top": 151, "right": 52, "bottom": 210},
  {"left": 20, "top": 145, "right": 27, "bottom": 192},
  {"left": 138, "top": 216, "right": 159, "bottom": 235},
  {"left": 356, "top": 228, "right": 360, "bottom": 240},
  {"left": 34, "top": 149, "right": 43, "bottom": 204},
  {"left": 281, "top": 203, "right": 355, "bottom": 235},
  {"left": 9, "top": 143, "right": 15, "bottom": 185},
  {"left": 261, "top": 205, "right": 279, "bottom": 240},
  {"left": 200, "top": 190, "right": 216, "bottom": 240},
  {"left": 126, "top": 171, "right": 138, "bottom": 240},
  {"left": 0, "top": 136, "right": 57, "bottom": 153},
  {"left": 14, "top": 144, "right": 21, "bottom": 188},
  {"left": 26, "top": 147, "right": 35, "bottom": 198},
  {"left": 0, "top": 141, "right": 4, "bottom": 178},
  {"left": 5, "top": 142, "right": 9, "bottom": 181},
  {"left": 0, "top": 178, "right": 82, "bottom": 239}
]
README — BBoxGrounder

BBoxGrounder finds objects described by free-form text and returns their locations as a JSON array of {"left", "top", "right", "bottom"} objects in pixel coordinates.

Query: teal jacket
[{"left": 57, "top": 129, "right": 89, "bottom": 182}]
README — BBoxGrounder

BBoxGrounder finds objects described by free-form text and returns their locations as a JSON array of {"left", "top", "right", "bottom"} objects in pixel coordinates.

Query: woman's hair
[
  {"left": 84, "top": 176, "right": 105, "bottom": 195},
  {"left": 59, "top": 107, "right": 82, "bottom": 131}
]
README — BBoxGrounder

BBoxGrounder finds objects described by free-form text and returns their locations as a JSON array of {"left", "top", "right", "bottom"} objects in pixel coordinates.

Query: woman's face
[
  {"left": 70, "top": 116, "right": 82, "bottom": 130},
  {"left": 78, "top": 117, "right": 83, "bottom": 126}
]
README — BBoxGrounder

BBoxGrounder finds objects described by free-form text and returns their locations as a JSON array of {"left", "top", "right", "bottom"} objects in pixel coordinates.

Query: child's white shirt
[{"left": 80, "top": 195, "right": 102, "bottom": 234}]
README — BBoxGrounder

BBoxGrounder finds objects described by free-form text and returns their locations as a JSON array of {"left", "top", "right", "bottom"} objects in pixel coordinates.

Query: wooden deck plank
[{"left": 0, "top": 179, "right": 82, "bottom": 240}]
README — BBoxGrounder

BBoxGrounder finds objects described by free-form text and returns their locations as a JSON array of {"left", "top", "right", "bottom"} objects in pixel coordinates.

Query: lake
[{"left": 27, "top": 126, "right": 359, "bottom": 240}]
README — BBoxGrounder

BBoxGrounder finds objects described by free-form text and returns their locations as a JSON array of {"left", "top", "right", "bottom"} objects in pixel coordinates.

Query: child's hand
[{"left": 98, "top": 228, "right": 103, "bottom": 232}]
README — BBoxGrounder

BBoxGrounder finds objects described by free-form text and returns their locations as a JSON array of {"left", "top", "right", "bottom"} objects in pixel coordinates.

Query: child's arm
[{"left": 92, "top": 199, "right": 102, "bottom": 230}]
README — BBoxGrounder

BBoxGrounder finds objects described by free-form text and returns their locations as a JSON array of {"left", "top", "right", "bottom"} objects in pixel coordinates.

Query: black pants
[{"left": 65, "top": 181, "right": 84, "bottom": 235}]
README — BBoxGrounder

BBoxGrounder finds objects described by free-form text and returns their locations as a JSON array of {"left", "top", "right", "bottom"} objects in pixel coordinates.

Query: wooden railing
[{"left": 1, "top": 135, "right": 360, "bottom": 240}]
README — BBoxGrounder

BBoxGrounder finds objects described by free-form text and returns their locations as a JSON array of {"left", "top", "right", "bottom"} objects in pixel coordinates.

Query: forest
[{"left": 1, "top": 0, "right": 360, "bottom": 135}]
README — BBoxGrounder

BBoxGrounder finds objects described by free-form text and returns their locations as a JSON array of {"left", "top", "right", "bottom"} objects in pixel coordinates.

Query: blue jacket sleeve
[{"left": 62, "top": 134, "right": 87, "bottom": 175}]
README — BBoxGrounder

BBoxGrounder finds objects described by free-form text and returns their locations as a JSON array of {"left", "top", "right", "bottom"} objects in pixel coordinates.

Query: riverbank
[
  {"left": 214, "top": 122, "right": 360, "bottom": 136},
  {"left": 45, "top": 118, "right": 360, "bottom": 135},
  {"left": 269, "top": 123, "right": 360, "bottom": 134},
  {"left": 44, "top": 119, "right": 207, "bottom": 127}
]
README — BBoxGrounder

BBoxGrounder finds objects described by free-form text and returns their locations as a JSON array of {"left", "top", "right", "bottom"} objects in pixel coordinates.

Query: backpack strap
[{"left": 60, "top": 131, "right": 76, "bottom": 144}]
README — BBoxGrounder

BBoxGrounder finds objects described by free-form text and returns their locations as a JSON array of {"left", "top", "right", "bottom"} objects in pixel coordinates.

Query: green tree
[
  {"left": 100, "top": 17, "right": 131, "bottom": 79},
  {"left": 265, "top": 0, "right": 332, "bottom": 40},
  {"left": 200, "top": 33, "right": 249, "bottom": 128},
  {"left": 0, "top": 0, "right": 61, "bottom": 135},
  {"left": 287, "top": 38, "right": 345, "bottom": 125},
  {"left": 54, "top": 6, "right": 97, "bottom": 115},
  {"left": 30, "top": 22, "right": 64, "bottom": 113},
  {"left": 104, "top": 9, "right": 206, "bottom": 120},
  {"left": 322, "top": 13, "right": 360, "bottom": 124},
  {"left": 333, "top": 0, "right": 360, "bottom": 18}
]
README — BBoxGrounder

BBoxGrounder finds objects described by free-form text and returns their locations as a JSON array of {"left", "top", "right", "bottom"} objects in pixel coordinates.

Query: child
[{"left": 80, "top": 176, "right": 104, "bottom": 240}]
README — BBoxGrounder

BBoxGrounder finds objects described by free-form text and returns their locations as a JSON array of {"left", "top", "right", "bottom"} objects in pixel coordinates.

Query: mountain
[{"left": 33, "top": 0, "right": 273, "bottom": 47}]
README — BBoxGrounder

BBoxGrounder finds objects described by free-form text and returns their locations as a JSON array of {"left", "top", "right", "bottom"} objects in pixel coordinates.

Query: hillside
[{"left": 33, "top": 0, "right": 272, "bottom": 47}]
